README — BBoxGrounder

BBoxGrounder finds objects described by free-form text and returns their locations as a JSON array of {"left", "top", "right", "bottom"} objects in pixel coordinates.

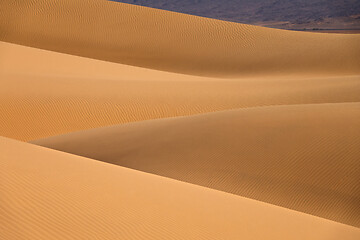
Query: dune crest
[
  {"left": 1, "top": 41, "right": 359, "bottom": 141},
  {"left": 1, "top": 137, "right": 360, "bottom": 239},
  {"left": 33, "top": 103, "right": 360, "bottom": 227},
  {"left": 1, "top": 0, "right": 359, "bottom": 77},
  {"left": 1, "top": 0, "right": 359, "bottom": 237}
]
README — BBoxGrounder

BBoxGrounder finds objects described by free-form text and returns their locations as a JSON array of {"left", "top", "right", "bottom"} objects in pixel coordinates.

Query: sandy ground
[
  {"left": 2, "top": 137, "right": 360, "bottom": 240},
  {"left": 32, "top": 103, "right": 360, "bottom": 227},
  {"left": 1, "top": 41, "right": 359, "bottom": 141},
  {"left": 1, "top": 0, "right": 360, "bottom": 239},
  {"left": 1, "top": 0, "right": 359, "bottom": 77}
]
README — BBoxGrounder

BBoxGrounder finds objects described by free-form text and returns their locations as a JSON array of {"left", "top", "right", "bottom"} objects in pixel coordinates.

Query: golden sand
[
  {"left": 0, "top": 0, "right": 359, "bottom": 238},
  {"left": 1, "top": 41, "right": 359, "bottom": 141},
  {"left": 32, "top": 103, "right": 360, "bottom": 227},
  {"left": 1, "top": 0, "right": 359, "bottom": 77},
  {"left": 1, "top": 137, "right": 360, "bottom": 239}
]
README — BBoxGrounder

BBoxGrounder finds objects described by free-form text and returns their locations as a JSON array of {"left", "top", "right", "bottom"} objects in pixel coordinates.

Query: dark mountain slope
[{"left": 113, "top": 0, "right": 360, "bottom": 30}]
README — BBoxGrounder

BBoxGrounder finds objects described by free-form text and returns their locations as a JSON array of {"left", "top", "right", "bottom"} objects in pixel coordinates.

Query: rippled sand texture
[
  {"left": 1, "top": 0, "right": 360, "bottom": 239},
  {"left": 1, "top": 42, "right": 359, "bottom": 141},
  {"left": 2, "top": 137, "right": 360, "bottom": 240},
  {"left": 32, "top": 103, "right": 360, "bottom": 227},
  {"left": 1, "top": 0, "right": 359, "bottom": 77}
]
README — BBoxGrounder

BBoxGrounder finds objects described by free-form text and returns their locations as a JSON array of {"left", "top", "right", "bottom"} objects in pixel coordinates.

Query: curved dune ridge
[
  {"left": 1, "top": 41, "right": 360, "bottom": 141},
  {"left": 32, "top": 103, "right": 360, "bottom": 227},
  {"left": 1, "top": 137, "right": 360, "bottom": 240},
  {"left": 1, "top": 0, "right": 360, "bottom": 238},
  {"left": 1, "top": 0, "right": 360, "bottom": 77}
]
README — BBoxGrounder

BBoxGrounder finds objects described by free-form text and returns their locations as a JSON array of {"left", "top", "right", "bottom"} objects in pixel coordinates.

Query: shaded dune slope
[
  {"left": 2, "top": 137, "right": 360, "bottom": 239},
  {"left": 1, "top": 42, "right": 360, "bottom": 141},
  {"left": 33, "top": 103, "right": 360, "bottom": 227},
  {"left": 1, "top": 0, "right": 359, "bottom": 77}
]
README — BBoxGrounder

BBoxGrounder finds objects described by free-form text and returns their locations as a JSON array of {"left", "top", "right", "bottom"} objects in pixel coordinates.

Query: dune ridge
[
  {"left": 1, "top": 0, "right": 359, "bottom": 77},
  {"left": 2, "top": 136, "right": 360, "bottom": 239},
  {"left": 1, "top": 41, "right": 360, "bottom": 141},
  {"left": 1, "top": 0, "right": 360, "bottom": 237},
  {"left": 32, "top": 103, "right": 360, "bottom": 227}
]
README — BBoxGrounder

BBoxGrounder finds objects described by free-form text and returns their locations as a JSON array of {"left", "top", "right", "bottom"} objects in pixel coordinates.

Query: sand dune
[
  {"left": 33, "top": 103, "right": 360, "bottom": 227},
  {"left": 1, "top": 0, "right": 359, "bottom": 237},
  {"left": 1, "top": 136, "right": 360, "bottom": 239},
  {"left": 1, "top": 0, "right": 359, "bottom": 77},
  {"left": 1, "top": 41, "right": 360, "bottom": 141},
  {"left": 1, "top": 0, "right": 359, "bottom": 141}
]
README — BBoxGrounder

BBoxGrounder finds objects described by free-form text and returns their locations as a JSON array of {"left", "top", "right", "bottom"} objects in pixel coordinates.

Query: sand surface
[
  {"left": 1, "top": 136, "right": 360, "bottom": 239},
  {"left": 1, "top": 41, "right": 359, "bottom": 141},
  {"left": 32, "top": 103, "right": 360, "bottom": 227},
  {"left": 1, "top": 0, "right": 360, "bottom": 238},
  {"left": 1, "top": 0, "right": 360, "bottom": 77}
]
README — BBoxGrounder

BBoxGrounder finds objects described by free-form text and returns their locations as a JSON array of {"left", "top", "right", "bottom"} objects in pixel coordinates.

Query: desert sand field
[
  {"left": 1, "top": 0, "right": 360, "bottom": 239},
  {"left": 1, "top": 0, "right": 359, "bottom": 77},
  {"left": 2, "top": 137, "right": 360, "bottom": 240},
  {"left": 32, "top": 103, "right": 360, "bottom": 227},
  {"left": 1, "top": 41, "right": 360, "bottom": 141}
]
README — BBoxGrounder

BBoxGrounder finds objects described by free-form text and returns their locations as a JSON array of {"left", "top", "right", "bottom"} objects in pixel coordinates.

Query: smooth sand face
[
  {"left": 1, "top": 41, "right": 360, "bottom": 141},
  {"left": 1, "top": 0, "right": 360, "bottom": 77},
  {"left": 32, "top": 103, "right": 360, "bottom": 227},
  {"left": 1, "top": 137, "right": 360, "bottom": 240}
]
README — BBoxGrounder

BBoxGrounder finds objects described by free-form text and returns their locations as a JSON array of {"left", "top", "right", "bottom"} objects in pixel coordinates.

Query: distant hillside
[{"left": 113, "top": 0, "right": 360, "bottom": 30}]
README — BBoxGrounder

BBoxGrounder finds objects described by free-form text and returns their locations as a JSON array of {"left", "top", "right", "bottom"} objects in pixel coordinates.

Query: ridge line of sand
[
  {"left": 28, "top": 101, "right": 360, "bottom": 142},
  {"left": 32, "top": 103, "right": 360, "bottom": 227},
  {"left": 1, "top": 0, "right": 359, "bottom": 77},
  {"left": 2, "top": 136, "right": 360, "bottom": 239},
  {"left": 14, "top": 137, "right": 360, "bottom": 227},
  {"left": 2, "top": 40, "right": 359, "bottom": 141}
]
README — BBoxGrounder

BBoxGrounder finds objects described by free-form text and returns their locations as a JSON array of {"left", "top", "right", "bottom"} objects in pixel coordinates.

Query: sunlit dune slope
[
  {"left": 33, "top": 103, "right": 360, "bottom": 227},
  {"left": 1, "top": 0, "right": 359, "bottom": 77},
  {"left": 1, "top": 137, "right": 360, "bottom": 239},
  {"left": 1, "top": 41, "right": 360, "bottom": 141}
]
